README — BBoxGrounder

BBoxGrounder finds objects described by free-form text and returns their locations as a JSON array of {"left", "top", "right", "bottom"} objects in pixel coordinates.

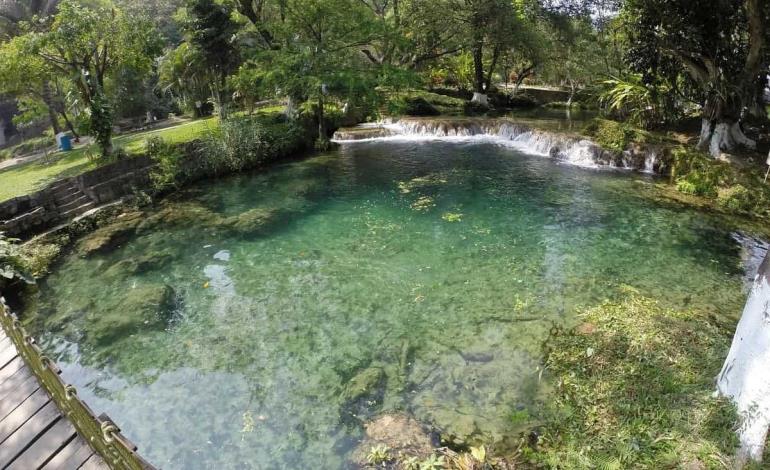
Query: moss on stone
[
  {"left": 82, "top": 284, "right": 177, "bottom": 347},
  {"left": 342, "top": 366, "right": 385, "bottom": 402}
]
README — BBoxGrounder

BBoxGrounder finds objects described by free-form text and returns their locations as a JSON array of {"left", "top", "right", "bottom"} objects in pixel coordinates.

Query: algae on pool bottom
[{"left": 24, "top": 140, "right": 751, "bottom": 468}]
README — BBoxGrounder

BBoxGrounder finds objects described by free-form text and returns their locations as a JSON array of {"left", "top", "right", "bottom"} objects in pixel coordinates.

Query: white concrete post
[{"left": 718, "top": 253, "right": 770, "bottom": 464}]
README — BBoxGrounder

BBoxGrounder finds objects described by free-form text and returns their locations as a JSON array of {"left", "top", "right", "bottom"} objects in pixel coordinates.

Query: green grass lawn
[{"left": 0, "top": 117, "right": 220, "bottom": 202}]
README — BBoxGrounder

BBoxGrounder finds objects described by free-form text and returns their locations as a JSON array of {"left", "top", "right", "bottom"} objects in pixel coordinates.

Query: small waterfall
[{"left": 332, "top": 117, "right": 666, "bottom": 173}]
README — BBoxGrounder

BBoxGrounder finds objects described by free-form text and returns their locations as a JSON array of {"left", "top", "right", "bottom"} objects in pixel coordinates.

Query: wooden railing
[{"left": 0, "top": 296, "right": 155, "bottom": 470}]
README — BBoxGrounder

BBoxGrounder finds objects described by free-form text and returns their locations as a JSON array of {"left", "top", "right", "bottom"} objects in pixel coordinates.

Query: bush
[
  {"left": 147, "top": 136, "right": 186, "bottom": 191},
  {"left": 583, "top": 118, "right": 636, "bottom": 152},
  {"left": 675, "top": 179, "right": 698, "bottom": 195},
  {"left": 0, "top": 234, "right": 32, "bottom": 289},
  {"left": 201, "top": 115, "right": 309, "bottom": 173},
  {"left": 670, "top": 147, "right": 725, "bottom": 198},
  {"left": 387, "top": 96, "right": 440, "bottom": 116},
  {"left": 716, "top": 185, "right": 754, "bottom": 213}
]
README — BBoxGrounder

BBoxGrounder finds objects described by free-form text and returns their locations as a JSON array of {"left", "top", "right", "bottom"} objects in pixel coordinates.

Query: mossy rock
[
  {"left": 103, "top": 252, "right": 174, "bottom": 278},
  {"left": 218, "top": 207, "right": 281, "bottom": 235},
  {"left": 82, "top": 284, "right": 177, "bottom": 347},
  {"left": 138, "top": 201, "right": 222, "bottom": 232},
  {"left": 341, "top": 366, "right": 385, "bottom": 402},
  {"left": 76, "top": 211, "right": 145, "bottom": 256}
]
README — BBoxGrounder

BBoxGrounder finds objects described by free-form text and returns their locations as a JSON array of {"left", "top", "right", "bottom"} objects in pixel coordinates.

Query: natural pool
[{"left": 24, "top": 139, "right": 754, "bottom": 468}]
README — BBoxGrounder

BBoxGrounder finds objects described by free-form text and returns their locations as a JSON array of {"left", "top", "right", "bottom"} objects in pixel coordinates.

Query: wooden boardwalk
[{"left": 0, "top": 327, "right": 108, "bottom": 469}]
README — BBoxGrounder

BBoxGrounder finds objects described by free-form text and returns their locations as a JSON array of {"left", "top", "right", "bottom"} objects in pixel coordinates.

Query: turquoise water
[{"left": 26, "top": 140, "right": 749, "bottom": 468}]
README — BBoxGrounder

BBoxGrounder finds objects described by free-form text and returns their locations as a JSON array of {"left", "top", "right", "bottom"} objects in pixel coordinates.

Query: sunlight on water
[{"left": 25, "top": 140, "right": 749, "bottom": 468}]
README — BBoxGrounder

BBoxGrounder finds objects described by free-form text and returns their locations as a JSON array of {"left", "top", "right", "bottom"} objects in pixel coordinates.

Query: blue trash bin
[{"left": 58, "top": 133, "right": 72, "bottom": 151}]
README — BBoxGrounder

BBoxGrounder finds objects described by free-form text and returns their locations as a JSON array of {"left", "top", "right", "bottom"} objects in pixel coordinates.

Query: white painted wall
[{"left": 718, "top": 253, "right": 770, "bottom": 464}]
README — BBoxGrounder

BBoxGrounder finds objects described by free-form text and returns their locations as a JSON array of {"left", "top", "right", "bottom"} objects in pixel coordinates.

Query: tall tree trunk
[
  {"left": 472, "top": 41, "right": 484, "bottom": 94},
  {"left": 41, "top": 81, "right": 61, "bottom": 135},
  {"left": 59, "top": 110, "right": 79, "bottom": 142},
  {"left": 470, "top": 34, "right": 489, "bottom": 106},
  {"left": 483, "top": 45, "right": 500, "bottom": 93}
]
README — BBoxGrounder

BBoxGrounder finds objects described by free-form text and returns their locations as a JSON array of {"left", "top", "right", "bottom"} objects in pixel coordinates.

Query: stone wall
[
  {"left": 718, "top": 252, "right": 770, "bottom": 464},
  {"left": 0, "top": 156, "right": 155, "bottom": 238}
]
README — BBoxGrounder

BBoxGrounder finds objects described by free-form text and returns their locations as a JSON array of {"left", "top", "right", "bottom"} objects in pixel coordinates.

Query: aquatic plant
[
  {"left": 366, "top": 444, "right": 392, "bottom": 466},
  {"left": 418, "top": 454, "right": 446, "bottom": 470}
]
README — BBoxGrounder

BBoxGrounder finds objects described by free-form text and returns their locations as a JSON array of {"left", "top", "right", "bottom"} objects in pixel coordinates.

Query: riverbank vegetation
[{"left": 2, "top": 0, "right": 770, "bottom": 468}]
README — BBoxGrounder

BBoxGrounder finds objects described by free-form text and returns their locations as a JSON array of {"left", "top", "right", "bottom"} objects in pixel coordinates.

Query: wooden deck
[{"left": 0, "top": 328, "right": 108, "bottom": 469}]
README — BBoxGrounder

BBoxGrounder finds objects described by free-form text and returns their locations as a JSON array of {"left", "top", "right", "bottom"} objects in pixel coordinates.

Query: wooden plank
[
  {"left": 41, "top": 435, "right": 95, "bottom": 470},
  {"left": 0, "top": 402, "right": 60, "bottom": 467},
  {"left": 0, "top": 356, "right": 25, "bottom": 386},
  {"left": 0, "top": 388, "right": 51, "bottom": 444},
  {"left": 0, "top": 336, "right": 12, "bottom": 354},
  {"left": 6, "top": 416, "right": 77, "bottom": 470},
  {"left": 0, "top": 367, "right": 33, "bottom": 402},
  {"left": 0, "top": 375, "right": 39, "bottom": 422},
  {"left": 79, "top": 454, "right": 111, "bottom": 470},
  {"left": 0, "top": 342, "right": 17, "bottom": 369}
]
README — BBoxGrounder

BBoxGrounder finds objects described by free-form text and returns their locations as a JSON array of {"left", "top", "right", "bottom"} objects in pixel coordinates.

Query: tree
[
  {"left": 455, "top": 0, "right": 521, "bottom": 104},
  {"left": 183, "top": 0, "right": 241, "bottom": 119},
  {"left": 158, "top": 42, "right": 215, "bottom": 117},
  {"left": 257, "top": 0, "right": 376, "bottom": 145},
  {"left": 623, "top": 0, "right": 769, "bottom": 156},
  {"left": 24, "top": 0, "right": 161, "bottom": 155}
]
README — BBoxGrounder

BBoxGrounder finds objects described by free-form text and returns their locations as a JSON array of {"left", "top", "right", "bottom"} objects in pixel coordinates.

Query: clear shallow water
[{"left": 25, "top": 140, "right": 750, "bottom": 469}]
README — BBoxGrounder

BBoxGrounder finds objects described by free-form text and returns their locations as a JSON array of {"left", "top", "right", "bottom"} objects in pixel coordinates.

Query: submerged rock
[
  {"left": 138, "top": 201, "right": 221, "bottom": 232},
  {"left": 77, "top": 211, "right": 144, "bottom": 256},
  {"left": 219, "top": 207, "right": 281, "bottom": 235},
  {"left": 103, "top": 252, "right": 174, "bottom": 278},
  {"left": 350, "top": 413, "right": 435, "bottom": 467},
  {"left": 342, "top": 366, "right": 384, "bottom": 402},
  {"left": 83, "top": 284, "right": 177, "bottom": 346}
]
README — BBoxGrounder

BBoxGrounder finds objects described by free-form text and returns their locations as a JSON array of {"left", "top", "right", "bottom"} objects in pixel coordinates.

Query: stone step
[
  {"left": 56, "top": 195, "right": 90, "bottom": 213},
  {"left": 54, "top": 189, "right": 87, "bottom": 206},
  {"left": 47, "top": 178, "right": 75, "bottom": 193},
  {"left": 60, "top": 202, "right": 95, "bottom": 219}
]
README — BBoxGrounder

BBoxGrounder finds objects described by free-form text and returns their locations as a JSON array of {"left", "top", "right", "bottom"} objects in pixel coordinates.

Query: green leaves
[{"left": 0, "top": 234, "right": 32, "bottom": 285}]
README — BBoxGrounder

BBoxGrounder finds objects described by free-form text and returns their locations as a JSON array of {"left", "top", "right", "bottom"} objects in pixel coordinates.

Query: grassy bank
[
  {"left": 521, "top": 287, "right": 743, "bottom": 468},
  {"left": 0, "top": 117, "right": 219, "bottom": 202}
]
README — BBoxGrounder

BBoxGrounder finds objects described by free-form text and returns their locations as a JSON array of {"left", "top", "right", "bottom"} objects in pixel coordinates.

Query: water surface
[{"left": 26, "top": 140, "right": 749, "bottom": 469}]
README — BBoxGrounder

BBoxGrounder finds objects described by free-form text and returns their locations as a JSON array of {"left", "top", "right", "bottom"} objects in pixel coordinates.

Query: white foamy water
[{"left": 332, "top": 118, "right": 657, "bottom": 172}]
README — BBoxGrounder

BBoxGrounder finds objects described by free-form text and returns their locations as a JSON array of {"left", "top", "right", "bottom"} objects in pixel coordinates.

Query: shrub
[
  {"left": 0, "top": 233, "right": 32, "bottom": 289},
  {"left": 716, "top": 185, "right": 754, "bottom": 213},
  {"left": 201, "top": 115, "right": 309, "bottom": 173},
  {"left": 670, "top": 147, "right": 726, "bottom": 198},
  {"left": 147, "top": 136, "right": 186, "bottom": 191},
  {"left": 583, "top": 118, "right": 635, "bottom": 152},
  {"left": 388, "top": 96, "right": 440, "bottom": 116},
  {"left": 675, "top": 179, "right": 698, "bottom": 195}
]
